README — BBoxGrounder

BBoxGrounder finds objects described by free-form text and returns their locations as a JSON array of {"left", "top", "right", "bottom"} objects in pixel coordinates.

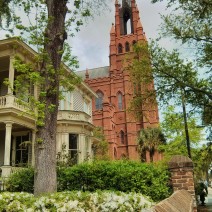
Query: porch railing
[
  {"left": 0, "top": 96, "right": 6, "bottom": 107},
  {"left": 0, "top": 95, "right": 30, "bottom": 111},
  {"left": 0, "top": 95, "right": 92, "bottom": 124}
]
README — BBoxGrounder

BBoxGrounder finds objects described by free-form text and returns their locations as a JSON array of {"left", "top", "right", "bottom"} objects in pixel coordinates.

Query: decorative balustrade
[
  {"left": 0, "top": 95, "right": 92, "bottom": 124},
  {"left": 0, "top": 95, "right": 29, "bottom": 111},
  {"left": 57, "top": 110, "right": 92, "bottom": 124},
  {"left": 0, "top": 96, "right": 6, "bottom": 107}
]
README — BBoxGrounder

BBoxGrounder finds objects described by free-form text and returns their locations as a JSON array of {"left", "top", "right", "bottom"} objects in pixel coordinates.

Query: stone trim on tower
[{"left": 109, "top": 0, "right": 146, "bottom": 76}]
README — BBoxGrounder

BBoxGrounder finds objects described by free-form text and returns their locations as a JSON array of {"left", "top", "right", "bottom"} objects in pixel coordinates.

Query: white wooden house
[{"left": 0, "top": 38, "right": 97, "bottom": 178}]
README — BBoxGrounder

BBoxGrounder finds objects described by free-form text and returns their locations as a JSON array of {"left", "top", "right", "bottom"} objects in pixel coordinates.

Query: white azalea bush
[
  {"left": 0, "top": 191, "right": 154, "bottom": 211},
  {"left": 0, "top": 192, "right": 34, "bottom": 211}
]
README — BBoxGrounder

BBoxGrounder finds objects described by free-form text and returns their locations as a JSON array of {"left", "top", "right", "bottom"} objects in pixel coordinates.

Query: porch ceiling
[
  {"left": 0, "top": 56, "right": 9, "bottom": 72},
  {"left": 0, "top": 122, "right": 30, "bottom": 131}
]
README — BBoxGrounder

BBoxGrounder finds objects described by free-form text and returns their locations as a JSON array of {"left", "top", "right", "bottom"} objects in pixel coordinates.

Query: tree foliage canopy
[
  {"left": 149, "top": 42, "right": 211, "bottom": 108},
  {"left": 159, "top": 106, "right": 204, "bottom": 159},
  {"left": 138, "top": 127, "right": 166, "bottom": 162},
  {"left": 152, "top": 0, "right": 212, "bottom": 68},
  {"left": 192, "top": 142, "right": 212, "bottom": 181},
  {"left": 150, "top": 0, "right": 212, "bottom": 134}
]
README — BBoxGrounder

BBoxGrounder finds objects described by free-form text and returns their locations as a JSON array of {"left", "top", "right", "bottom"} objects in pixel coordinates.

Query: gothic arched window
[
  {"left": 120, "top": 130, "right": 125, "bottom": 144},
  {"left": 125, "top": 42, "right": 130, "bottom": 52},
  {"left": 118, "top": 92, "right": 123, "bottom": 110},
  {"left": 118, "top": 43, "right": 123, "bottom": 53},
  {"left": 95, "top": 91, "right": 103, "bottom": 110}
]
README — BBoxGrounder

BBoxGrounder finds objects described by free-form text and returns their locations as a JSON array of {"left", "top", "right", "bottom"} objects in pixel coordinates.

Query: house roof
[{"left": 76, "top": 66, "right": 110, "bottom": 80}]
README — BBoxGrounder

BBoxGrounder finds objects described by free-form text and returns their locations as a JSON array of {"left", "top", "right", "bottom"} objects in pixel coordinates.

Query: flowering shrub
[
  {"left": 0, "top": 192, "right": 34, "bottom": 211},
  {"left": 0, "top": 191, "right": 154, "bottom": 211}
]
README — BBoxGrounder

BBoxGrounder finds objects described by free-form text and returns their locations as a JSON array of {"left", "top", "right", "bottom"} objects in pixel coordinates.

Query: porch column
[
  {"left": 4, "top": 122, "right": 13, "bottom": 166},
  {"left": 11, "top": 136, "right": 16, "bottom": 166},
  {"left": 87, "top": 136, "right": 92, "bottom": 161},
  {"left": 78, "top": 134, "right": 85, "bottom": 163},
  {"left": 31, "top": 130, "right": 36, "bottom": 167},
  {"left": 56, "top": 132, "right": 62, "bottom": 154},
  {"left": 8, "top": 56, "right": 15, "bottom": 95}
]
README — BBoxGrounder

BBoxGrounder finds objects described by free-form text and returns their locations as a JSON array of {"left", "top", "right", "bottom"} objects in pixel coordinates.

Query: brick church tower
[{"left": 77, "top": 0, "right": 159, "bottom": 160}]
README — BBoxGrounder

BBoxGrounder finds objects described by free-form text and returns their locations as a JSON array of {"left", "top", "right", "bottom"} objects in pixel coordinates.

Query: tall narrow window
[
  {"left": 125, "top": 42, "right": 130, "bottom": 52},
  {"left": 118, "top": 92, "right": 123, "bottom": 110},
  {"left": 120, "top": 131, "right": 125, "bottom": 144},
  {"left": 66, "top": 92, "right": 72, "bottom": 110},
  {"left": 69, "top": 134, "right": 78, "bottom": 165},
  {"left": 118, "top": 43, "right": 123, "bottom": 53},
  {"left": 95, "top": 91, "right": 103, "bottom": 110},
  {"left": 84, "top": 100, "right": 91, "bottom": 114},
  {"left": 15, "top": 134, "right": 29, "bottom": 165},
  {"left": 126, "top": 19, "right": 132, "bottom": 34},
  {"left": 60, "top": 87, "right": 72, "bottom": 110},
  {"left": 122, "top": 8, "right": 133, "bottom": 35}
]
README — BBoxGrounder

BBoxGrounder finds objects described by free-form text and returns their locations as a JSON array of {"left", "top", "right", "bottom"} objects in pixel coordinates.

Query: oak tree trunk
[{"left": 34, "top": 0, "right": 68, "bottom": 196}]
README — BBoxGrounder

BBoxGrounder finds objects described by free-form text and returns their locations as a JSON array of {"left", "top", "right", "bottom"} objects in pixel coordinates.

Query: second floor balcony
[
  {"left": 0, "top": 38, "right": 94, "bottom": 127},
  {"left": 0, "top": 95, "right": 30, "bottom": 112},
  {"left": 0, "top": 94, "right": 92, "bottom": 125}
]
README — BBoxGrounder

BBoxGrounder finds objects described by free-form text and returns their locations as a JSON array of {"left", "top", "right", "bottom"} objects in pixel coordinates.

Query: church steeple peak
[
  {"left": 114, "top": 0, "right": 141, "bottom": 36},
  {"left": 110, "top": 0, "right": 147, "bottom": 74}
]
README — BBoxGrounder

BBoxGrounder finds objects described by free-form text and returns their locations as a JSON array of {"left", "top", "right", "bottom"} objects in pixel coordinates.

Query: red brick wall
[{"left": 168, "top": 155, "right": 197, "bottom": 212}]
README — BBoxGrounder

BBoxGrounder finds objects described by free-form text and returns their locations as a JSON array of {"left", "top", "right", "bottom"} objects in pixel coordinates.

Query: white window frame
[{"left": 60, "top": 87, "right": 73, "bottom": 110}]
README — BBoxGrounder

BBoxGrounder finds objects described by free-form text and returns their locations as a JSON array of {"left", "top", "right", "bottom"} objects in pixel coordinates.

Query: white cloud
[
  {"left": 70, "top": 0, "right": 172, "bottom": 71},
  {"left": 0, "top": 0, "right": 174, "bottom": 71}
]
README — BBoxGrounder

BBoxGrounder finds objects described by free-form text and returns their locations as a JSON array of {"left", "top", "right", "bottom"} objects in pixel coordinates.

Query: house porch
[{"left": 0, "top": 122, "right": 35, "bottom": 178}]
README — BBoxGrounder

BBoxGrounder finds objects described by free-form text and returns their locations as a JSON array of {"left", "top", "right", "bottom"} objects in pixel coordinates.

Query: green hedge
[
  {"left": 6, "top": 168, "right": 34, "bottom": 193},
  {"left": 6, "top": 161, "right": 170, "bottom": 201},
  {"left": 58, "top": 160, "right": 170, "bottom": 201}
]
